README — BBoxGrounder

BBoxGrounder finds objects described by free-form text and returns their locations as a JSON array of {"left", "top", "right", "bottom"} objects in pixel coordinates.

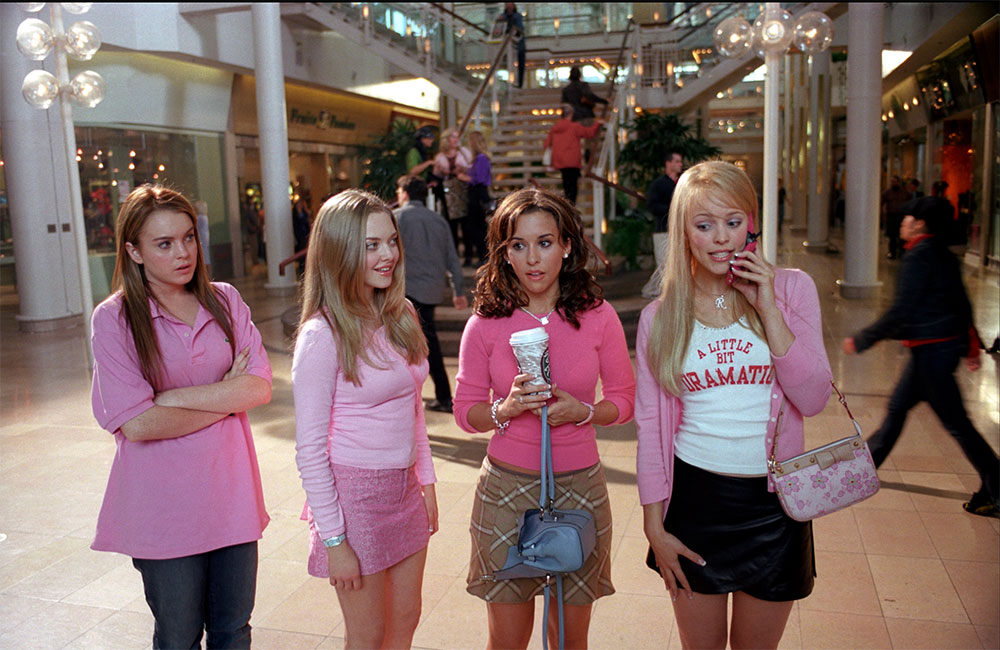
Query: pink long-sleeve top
[
  {"left": 90, "top": 283, "right": 271, "bottom": 560},
  {"left": 635, "top": 268, "right": 833, "bottom": 511},
  {"left": 454, "top": 300, "right": 636, "bottom": 472},
  {"left": 292, "top": 314, "right": 436, "bottom": 540}
]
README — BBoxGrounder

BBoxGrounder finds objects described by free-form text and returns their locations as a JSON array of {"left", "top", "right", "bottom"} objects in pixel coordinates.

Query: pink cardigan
[{"left": 635, "top": 268, "right": 833, "bottom": 510}]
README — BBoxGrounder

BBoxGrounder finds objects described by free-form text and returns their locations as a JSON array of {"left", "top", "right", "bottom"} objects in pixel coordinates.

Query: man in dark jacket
[
  {"left": 641, "top": 151, "right": 683, "bottom": 298},
  {"left": 561, "top": 66, "right": 608, "bottom": 124},
  {"left": 843, "top": 196, "right": 998, "bottom": 518},
  {"left": 395, "top": 175, "right": 468, "bottom": 413}
]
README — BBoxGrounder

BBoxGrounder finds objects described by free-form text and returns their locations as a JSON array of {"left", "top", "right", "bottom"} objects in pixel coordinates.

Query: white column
[
  {"left": 252, "top": 3, "right": 296, "bottom": 293},
  {"left": 0, "top": 4, "right": 83, "bottom": 332},
  {"left": 762, "top": 41, "right": 781, "bottom": 262},
  {"left": 839, "top": 3, "right": 883, "bottom": 298},
  {"left": 805, "top": 51, "right": 831, "bottom": 248}
]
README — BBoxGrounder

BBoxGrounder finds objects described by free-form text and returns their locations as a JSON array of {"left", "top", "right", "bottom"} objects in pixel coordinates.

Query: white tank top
[{"left": 674, "top": 318, "right": 773, "bottom": 475}]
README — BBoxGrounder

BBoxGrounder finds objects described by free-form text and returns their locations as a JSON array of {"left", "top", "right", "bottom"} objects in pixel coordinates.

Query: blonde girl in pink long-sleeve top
[
  {"left": 90, "top": 185, "right": 271, "bottom": 649},
  {"left": 635, "top": 161, "right": 832, "bottom": 649},
  {"left": 292, "top": 189, "right": 437, "bottom": 649}
]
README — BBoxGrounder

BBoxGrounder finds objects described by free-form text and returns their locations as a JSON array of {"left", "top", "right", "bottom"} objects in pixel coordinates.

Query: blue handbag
[{"left": 486, "top": 405, "right": 597, "bottom": 650}]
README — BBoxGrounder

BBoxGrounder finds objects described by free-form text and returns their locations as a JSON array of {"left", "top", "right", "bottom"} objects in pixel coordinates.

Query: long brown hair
[
  {"left": 298, "top": 189, "right": 427, "bottom": 385},
  {"left": 111, "top": 185, "right": 235, "bottom": 389},
  {"left": 647, "top": 161, "right": 766, "bottom": 395},
  {"left": 473, "top": 188, "right": 602, "bottom": 327}
]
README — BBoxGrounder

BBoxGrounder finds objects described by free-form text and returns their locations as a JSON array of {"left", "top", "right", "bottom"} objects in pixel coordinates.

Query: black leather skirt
[{"left": 646, "top": 456, "right": 815, "bottom": 601}]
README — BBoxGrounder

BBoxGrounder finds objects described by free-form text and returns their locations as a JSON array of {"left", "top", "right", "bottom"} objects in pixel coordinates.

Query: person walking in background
[
  {"left": 292, "top": 194, "right": 312, "bottom": 273},
  {"left": 433, "top": 127, "right": 473, "bottom": 252},
  {"left": 906, "top": 178, "right": 923, "bottom": 199},
  {"left": 90, "top": 185, "right": 272, "bottom": 649},
  {"left": 636, "top": 161, "right": 832, "bottom": 649},
  {"left": 242, "top": 195, "right": 261, "bottom": 270},
  {"left": 502, "top": 3, "right": 526, "bottom": 88},
  {"left": 293, "top": 190, "right": 439, "bottom": 648},
  {"left": 454, "top": 188, "right": 635, "bottom": 649},
  {"left": 561, "top": 66, "right": 608, "bottom": 125},
  {"left": 843, "top": 196, "right": 999, "bottom": 518},
  {"left": 406, "top": 126, "right": 443, "bottom": 211},
  {"left": 882, "top": 175, "right": 910, "bottom": 259},
  {"left": 543, "top": 104, "right": 603, "bottom": 205},
  {"left": 395, "top": 175, "right": 468, "bottom": 414},
  {"left": 641, "top": 151, "right": 684, "bottom": 299},
  {"left": 465, "top": 130, "right": 492, "bottom": 266}
]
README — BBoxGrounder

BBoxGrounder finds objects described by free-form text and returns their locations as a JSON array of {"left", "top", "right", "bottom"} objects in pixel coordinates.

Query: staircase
[{"left": 490, "top": 86, "right": 613, "bottom": 227}]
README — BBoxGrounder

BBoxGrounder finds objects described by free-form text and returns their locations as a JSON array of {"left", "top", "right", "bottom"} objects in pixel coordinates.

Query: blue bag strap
[
  {"left": 540, "top": 575, "right": 566, "bottom": 650},
  {"left": 540, "top": 404, "right": 554, "bottom": 510}
]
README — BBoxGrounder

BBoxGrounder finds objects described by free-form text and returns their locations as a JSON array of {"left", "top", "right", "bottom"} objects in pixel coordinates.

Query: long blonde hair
[
  {"left": 111, "top": 185, "right": 234, "bottom": 389},
  {"left": 469, "top": 131, "right": 489, "bottom": 157},
  {"left": 298, "top": 189, "right": 427, "bottom": 385},
  {"left": 647, "top": 161, "right": 767, "bottom": 395}
]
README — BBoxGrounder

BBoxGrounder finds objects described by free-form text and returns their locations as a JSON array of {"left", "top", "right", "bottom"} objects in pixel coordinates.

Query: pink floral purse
[{"left": 769, "top": 382, "right": 880, "bottom": 521}]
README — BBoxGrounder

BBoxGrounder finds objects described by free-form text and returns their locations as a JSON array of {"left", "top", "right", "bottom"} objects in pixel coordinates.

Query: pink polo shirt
[{"left": 90, "top": 283, "right": 271, "bottom": 560}]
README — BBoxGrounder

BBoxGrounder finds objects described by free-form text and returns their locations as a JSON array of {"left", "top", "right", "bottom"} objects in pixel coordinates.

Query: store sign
[{"left": 289, "top": 107, "right": 357, "bottom": 131}]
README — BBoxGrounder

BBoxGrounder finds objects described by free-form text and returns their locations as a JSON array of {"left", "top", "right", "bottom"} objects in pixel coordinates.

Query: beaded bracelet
[
  {"left": 574, "top": 402, "right": 595, "bottom": 427},
  {"left": 491, "top": 397, "right": 509, "bottom": 434}
]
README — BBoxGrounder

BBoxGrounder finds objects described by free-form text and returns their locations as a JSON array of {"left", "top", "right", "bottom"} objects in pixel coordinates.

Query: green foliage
[
  {"left": 617, "top": 113, "right": 721, "bottom": 192},
  {"left": 606, "top": 207, "right": 653, "bottom": 271},
  {"left": 359, "top": 118, "right": 419, "bottom": 201}
]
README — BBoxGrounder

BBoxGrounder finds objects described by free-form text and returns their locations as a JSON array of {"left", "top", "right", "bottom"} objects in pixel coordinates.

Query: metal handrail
[
  {"left": 457, "top": 28, "right": 514, "bottom": 137},
  {"left": 583, "top": 170, "right": 646, "bottom": 202},
  {"left": 278, "top": 248, "right": 307, "bottom": 277},
  {"left": 582, "top": 18, "right": 635, "bottom": 176},
  {"left": 429, "top": 2, "right": 489, "bottom": 36}
]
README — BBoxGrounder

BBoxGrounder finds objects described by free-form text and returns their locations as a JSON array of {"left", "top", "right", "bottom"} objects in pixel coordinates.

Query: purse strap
[
  {"left": 539, "top": 404, "right": 555, "bottom": 510},
  {"left": 768, "top": 380, "right": 863, "bottom": 468}
]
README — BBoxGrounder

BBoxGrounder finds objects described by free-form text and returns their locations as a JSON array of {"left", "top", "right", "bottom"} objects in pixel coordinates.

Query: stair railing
[{"left": 458, "top": 28, "right": 515, "bottom": 138}]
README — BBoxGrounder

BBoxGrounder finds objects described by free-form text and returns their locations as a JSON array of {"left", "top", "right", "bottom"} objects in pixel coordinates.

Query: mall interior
[{"left": 0, "top": 3, "right": 998, "bottom": 649}]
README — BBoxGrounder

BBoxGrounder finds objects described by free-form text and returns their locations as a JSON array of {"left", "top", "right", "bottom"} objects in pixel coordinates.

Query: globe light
[
  {"left": 60, "top": 2, "right": 92, "bottom": 14},
  {"left": 64, "top": 20, "right": 101, "bottom": 60},
  {"left": 793, "top": 11, "right": 834, "bottom": 54},
  {"left": 21, "top": 69, "right": 60, "bottom": 109},
  {"left": 16, "top": 18, "right": 54, "bottom": 60},
  {"left": 69, "top": 69, "right": 106, "bottom": 107},
  {"left": 18, "top": 3, "right": 47, "bottom": 11},
  {"left": 713, "top": 16, "right": 752, "bottom": 58},
  {"left": 753, "top": 8, "right": 794, "bottom": 53}
]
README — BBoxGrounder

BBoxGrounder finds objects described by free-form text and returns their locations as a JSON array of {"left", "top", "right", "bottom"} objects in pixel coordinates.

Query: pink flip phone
[{"left": 727, "top": 214, "right": 760, "bottom": 285}]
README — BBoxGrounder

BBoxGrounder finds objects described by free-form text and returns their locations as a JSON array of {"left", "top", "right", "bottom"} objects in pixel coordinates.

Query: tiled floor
[{"left": 2, "top": 229, "right": 998, "bottom": 649}]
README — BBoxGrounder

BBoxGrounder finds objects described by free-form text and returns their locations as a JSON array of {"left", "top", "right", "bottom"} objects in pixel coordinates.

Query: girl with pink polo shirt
[
  {"left": 90, "top": 185, "right": 271, "bottom": 649},
  {"left": 453, "top": 188, "right": 635, "bottom": 648},
  {"left": 292, "top": 189, "right": 437, "bottom": 649},
  {"left": 636, "top": 162, "right": 832, "bottom": 649}
]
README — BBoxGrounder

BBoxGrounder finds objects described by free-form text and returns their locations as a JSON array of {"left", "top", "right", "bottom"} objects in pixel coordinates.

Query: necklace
[
  {"left": 520, "top": 306, "right": 555, "bottom": 325},
  {"left": 695, "top": 285, "right": 729, "bottom": 310}
]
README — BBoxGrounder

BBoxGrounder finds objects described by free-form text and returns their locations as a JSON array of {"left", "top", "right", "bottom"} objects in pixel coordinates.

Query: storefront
[{"left": 230, "top": 75, "right": 437, "bottom": 219}]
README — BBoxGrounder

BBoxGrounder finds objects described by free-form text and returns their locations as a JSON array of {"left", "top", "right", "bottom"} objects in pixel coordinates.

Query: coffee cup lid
[{"left": 509, "top": 327, "right": 548, "bottom": 346}]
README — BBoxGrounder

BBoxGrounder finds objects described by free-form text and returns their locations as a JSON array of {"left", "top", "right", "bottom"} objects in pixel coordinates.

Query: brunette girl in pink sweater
[
  {"left": 292, "top": 190, "right": 437, "bottom": 649},
  {"left": 454, "top": 188, "right": 635, "bottom": 648}
]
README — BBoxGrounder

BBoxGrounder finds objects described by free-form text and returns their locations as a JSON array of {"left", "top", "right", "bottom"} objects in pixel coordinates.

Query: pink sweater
[
  {"left": 454, "top": 301, "right": 635, "bottom": 472},
  {"left": 90, "top": 283, "right": 271, "bottom": 559},
  {"left": 635, "top": 268, "right": 833, "bottom": 510},
  {"left": 292, "top": 315, "right": 435, "bottom": 540}
]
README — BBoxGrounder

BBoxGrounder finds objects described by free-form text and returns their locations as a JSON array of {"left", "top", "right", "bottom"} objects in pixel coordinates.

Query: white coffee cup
[{"left": 509, "top": 327, "right": 551, "bottom": 398}]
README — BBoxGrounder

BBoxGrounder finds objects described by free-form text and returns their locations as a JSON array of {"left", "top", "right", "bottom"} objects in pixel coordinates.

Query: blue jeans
[
  {"left": 868, "top": 339, "right": 999, "bottom": 500},
  {"left": 132, "top": 541, "right": 258, "bottom": 650}
]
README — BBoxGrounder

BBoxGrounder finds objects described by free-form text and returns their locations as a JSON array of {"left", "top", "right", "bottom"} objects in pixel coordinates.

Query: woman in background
[{"left": 465, "top": 130, "right": 492, "bottom": 266}]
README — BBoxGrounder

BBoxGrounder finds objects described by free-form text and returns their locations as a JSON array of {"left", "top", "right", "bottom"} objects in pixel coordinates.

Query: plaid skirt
[{"left": 466, "top": 457, "right": 615, "bottom": 605}]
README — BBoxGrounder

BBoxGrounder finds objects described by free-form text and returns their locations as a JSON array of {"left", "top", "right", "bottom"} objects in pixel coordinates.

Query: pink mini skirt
[{"left": 305, "top": 463, "right": 430, "bottom": 577}]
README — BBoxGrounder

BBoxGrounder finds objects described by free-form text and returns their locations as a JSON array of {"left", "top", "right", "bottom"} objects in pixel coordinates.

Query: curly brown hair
[{"left": 473, "top": 188, "right": 603, "bottom": 328}]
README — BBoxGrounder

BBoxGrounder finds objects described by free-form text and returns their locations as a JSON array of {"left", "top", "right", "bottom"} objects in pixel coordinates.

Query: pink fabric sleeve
[
  {"left": 770, "top": 270, "right": 832, "bottom": 416},
  {"left": 292, "top": 318, "right": 345, "bottom": 539},
  {"left": 219, "top": 283, "right": 272, "bottom": 384},
  {"left": 634, "top": 302, "right": 674, "bottom": 507},
  {"left": 453, "top": 315, "right": 493, "bottom": 434},
  {"left": 596, "top": 303, "right": 636, "bottom": 424},
  {"left": 90, "top": 300, "right": 156, "bottom": 435}
]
